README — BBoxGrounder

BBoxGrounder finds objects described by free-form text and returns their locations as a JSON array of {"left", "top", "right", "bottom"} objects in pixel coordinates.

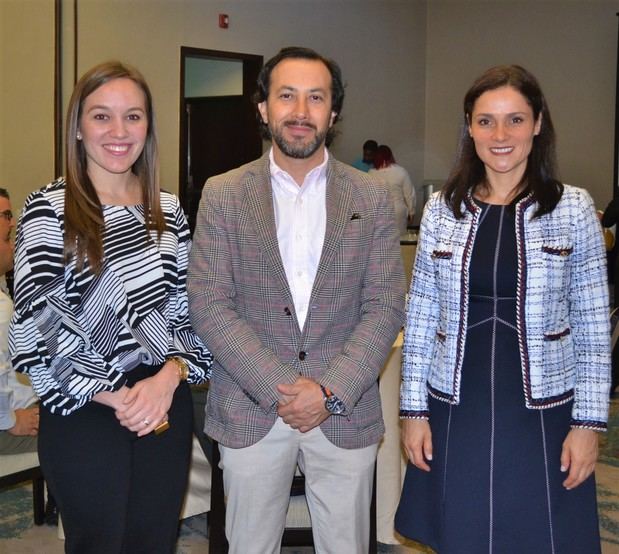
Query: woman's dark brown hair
[
  {"left": 443, "top": 64, "right": 562, "bottom": 218},
  {"left": 64, "top": 61, "right": 165, "bottom": 271}
]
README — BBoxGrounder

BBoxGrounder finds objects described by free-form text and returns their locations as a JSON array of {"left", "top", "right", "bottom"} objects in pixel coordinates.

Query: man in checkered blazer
[{"left": 188, "top": 46, "right": 405, "bottom": 553}]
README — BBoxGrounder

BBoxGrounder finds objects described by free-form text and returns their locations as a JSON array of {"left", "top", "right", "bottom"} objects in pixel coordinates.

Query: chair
[
  {"left": 208, "top": 440, "right": 377, "bottom": 553},
  {"left": 0, "top": 451, "right": 45, "bottom": 525}
]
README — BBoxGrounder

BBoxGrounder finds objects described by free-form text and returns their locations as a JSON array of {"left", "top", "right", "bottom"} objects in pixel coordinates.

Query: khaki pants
[
  {"left": 0, "top": 429, "right": 37, "bottom": 454},
  {"left": 220, "top": 417, "right": 378, "bottom": 554}
]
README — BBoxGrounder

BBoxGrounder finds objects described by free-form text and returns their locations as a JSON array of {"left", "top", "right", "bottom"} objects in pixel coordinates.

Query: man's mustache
[{"left": 284, "top": 120, "right": 317, "bottom": 130}]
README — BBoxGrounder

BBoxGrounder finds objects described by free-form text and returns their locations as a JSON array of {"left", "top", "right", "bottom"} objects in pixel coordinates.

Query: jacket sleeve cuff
[
  {"left": 400, "top": 409, "right": 429, "bottom": 419},
  {"left": 570, "top": 418, "right": 607, "bottom": 432}
]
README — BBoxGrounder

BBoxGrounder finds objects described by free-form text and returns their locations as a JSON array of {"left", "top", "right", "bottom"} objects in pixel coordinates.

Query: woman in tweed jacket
[{"left": 395, "top": 65, "right": 610, "bottom": 553}]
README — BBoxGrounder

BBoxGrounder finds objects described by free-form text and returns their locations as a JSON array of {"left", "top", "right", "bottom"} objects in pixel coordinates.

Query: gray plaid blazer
[{"left": 188, "top": 152, "right": 405, "bottom": 449}]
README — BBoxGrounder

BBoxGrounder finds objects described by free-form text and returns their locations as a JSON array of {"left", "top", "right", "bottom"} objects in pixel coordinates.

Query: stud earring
[{"left": 76, "top": 131, "right": 82, "bottom": 140}]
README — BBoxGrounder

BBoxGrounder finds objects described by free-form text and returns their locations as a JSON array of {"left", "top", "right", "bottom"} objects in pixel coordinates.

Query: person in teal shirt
[{"left": 352, "top": 139, "right": 377, "bottom": 172}]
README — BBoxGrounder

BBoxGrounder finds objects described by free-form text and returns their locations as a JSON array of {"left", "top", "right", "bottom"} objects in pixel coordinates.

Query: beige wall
[
  {"left": 0, "top": 0, "right": 55, "bottom": 214},
  {"left": 424, "top": 0, "right": 617, "bottom": 208},
  {"left": 1, "top": 1, "right": 617, "bottom": 213},
  {"left": 73, "top": 0, "right": 426, "bottom": 199}
]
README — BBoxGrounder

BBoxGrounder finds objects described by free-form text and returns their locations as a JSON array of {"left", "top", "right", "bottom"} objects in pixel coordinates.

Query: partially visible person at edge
[
  {"left": 0, "top": 187, "right": 38, "bottom": 455},
  {"left": 395, "top": 65, "right": 610, "bottom": 553},
  {"left": 9, "top": 61, "right": 213, "bottom": 554},
  {"left": 187, "top": 46, "right": 405, "bottom": 553},
  {"left": 601, "top": 200, "right": 619, "bottom": 397},
  {"left": 369, "top": 144, "right": 416, "bottom": 235},
  {"left": 602, "top": 197, "right": 619, "bottom": 306},
  {"left": 352, "top": 138, "right": 378, "bottom": 172}
]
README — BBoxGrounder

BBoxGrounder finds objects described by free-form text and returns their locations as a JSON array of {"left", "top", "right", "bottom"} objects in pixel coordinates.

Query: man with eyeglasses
[
  {"left": 0, "top": 208, "right": 12, "bottom": 223},
  {"left": 0, "top": 188, "right": 39, "bottom": 455}
]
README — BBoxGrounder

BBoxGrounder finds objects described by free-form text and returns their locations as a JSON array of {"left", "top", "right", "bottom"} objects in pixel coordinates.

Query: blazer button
[
  {"left": 298, "top": 351, "right": 307, "bottom": 361},
  {"left": 284, "top": 307, "right": 292, "bottom": 316}
]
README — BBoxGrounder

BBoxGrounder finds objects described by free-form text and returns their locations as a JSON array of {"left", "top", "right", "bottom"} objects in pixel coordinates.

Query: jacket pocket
[
  {"left": 541, "top": 327, "right": 575, "bottom": 391},
  {"left": 541, "top": 245, "right": 573, "bottom": 257},
  {"left": 432, "top": 250, "right": 453, "bottom": 285},
  {"left": 541, "top": 244, "right": 572, "bottom": 293},
  {"left": 543, "top": 327, "right": 571, "bottom": 341}
]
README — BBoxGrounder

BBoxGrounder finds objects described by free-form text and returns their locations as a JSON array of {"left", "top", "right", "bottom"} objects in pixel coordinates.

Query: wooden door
[
  {"left": 184, "top": 96, "right": 261, "bottom": 231},
  {"left": 179, "top": 48, "right": 263, "bottom": 233}
]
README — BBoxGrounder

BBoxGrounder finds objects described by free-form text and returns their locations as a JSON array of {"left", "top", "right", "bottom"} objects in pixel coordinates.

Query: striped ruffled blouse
[{"left": 9, "top": 179, "right": 212, "bottom": 415}]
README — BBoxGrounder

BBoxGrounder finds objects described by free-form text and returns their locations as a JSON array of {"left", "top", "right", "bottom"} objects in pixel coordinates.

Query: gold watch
[{"left": 168, "top": 356, "right": 189, "bottom": 381}]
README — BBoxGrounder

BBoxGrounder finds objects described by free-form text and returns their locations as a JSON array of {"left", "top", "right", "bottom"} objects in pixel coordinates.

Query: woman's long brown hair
[{"left": 64, "top": 61, "right": 165, "bottom": 272}]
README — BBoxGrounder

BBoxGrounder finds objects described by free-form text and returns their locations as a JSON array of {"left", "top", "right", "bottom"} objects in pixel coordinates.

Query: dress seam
[
  {"left": 540, "top": 411, "right": 557, "bottom": 554},
  {"left": 488, "top": 206, "right": 505, "bottom": 553}
]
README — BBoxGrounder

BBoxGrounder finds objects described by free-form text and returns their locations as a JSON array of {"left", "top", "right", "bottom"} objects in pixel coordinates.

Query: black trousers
[{"left": 39, "top": 365, "right": 193, "bottom": 554}]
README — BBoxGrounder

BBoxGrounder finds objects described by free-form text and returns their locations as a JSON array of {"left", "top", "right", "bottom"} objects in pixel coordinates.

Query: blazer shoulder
[
  {"left": 559, "top": 183, "right": 593, "bottom": 206},
  {"left": 423, "top": 191, "right": 454, "bottom": 221},
  {"left": 331, "top": 159, "right": 389, "bottom": 199},
  {"left": 206, "top": 156, "right": 268, "bottom": 191},
  {"left": 545, "top": 184, "right": 595, "bottom": 220}
]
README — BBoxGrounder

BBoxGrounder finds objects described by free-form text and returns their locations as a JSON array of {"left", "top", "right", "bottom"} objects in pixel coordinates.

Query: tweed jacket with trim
[{"left": 400, "top": 185, "right": 611, "bottom": 430}]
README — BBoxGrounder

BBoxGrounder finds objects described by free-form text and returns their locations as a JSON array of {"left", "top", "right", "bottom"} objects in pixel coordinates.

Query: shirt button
[{"left": 298, "top": 351, "right": 307, "bottom": 361}]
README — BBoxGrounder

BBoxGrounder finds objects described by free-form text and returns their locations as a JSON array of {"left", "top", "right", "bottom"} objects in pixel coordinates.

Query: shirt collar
[{"left": 268, "top": 147, "right": 329, "bottom": 189}]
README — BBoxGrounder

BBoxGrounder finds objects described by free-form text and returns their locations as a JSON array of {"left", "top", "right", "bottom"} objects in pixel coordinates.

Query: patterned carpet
[
  {"left": 1, "top": 398, "right": 618, "bottom": 553},
  {"left": 0, "top": 485, "right": 34, "bottom": 541},
  {"left": 599, "top": 396, "right": 619, "bottom": 549}
]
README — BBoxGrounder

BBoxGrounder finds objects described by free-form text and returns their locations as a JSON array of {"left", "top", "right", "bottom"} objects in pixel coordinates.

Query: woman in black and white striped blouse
[{"left": 9, "top": 61, "right": 212, "bottom": 554}]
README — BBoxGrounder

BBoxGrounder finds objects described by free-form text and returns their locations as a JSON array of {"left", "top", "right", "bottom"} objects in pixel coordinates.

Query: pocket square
[{"left": 350, "top": 213, "right": 361, "bottom": 220}]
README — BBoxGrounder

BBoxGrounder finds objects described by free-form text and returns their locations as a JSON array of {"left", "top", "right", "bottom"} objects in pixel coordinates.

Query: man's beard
[{"left": 270, "top": 120, "right": 328, "bottom": 159}]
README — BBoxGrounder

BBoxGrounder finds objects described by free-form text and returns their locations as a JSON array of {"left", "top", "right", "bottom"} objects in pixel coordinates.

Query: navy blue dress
[{"left": 395, "top": 202, "right": 601, "bottom": 553}]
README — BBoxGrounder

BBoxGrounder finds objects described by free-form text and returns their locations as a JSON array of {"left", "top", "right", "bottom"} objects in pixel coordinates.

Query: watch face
[{"left": 325, "top": 395, "right": 345, "bottom": 415}]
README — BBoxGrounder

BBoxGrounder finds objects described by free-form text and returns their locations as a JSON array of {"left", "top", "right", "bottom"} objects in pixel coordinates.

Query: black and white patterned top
[{"left": 9, "top": 179, "right": 212, "bottom": 415}]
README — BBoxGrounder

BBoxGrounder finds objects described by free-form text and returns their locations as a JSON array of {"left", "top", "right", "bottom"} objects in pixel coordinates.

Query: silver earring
[{"left": 76, "top": 131, "right": 82, "bottom": 140}]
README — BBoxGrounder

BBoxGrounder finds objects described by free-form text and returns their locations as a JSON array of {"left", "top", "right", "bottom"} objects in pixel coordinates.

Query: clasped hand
[
  {"left": 93, "top": 361, "right": 179, "bottom": 436},
  {"left": 276, "top": 376, "right": 329, "bottom": 433}
]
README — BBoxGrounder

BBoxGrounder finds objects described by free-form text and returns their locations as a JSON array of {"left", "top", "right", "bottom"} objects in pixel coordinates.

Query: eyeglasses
[{"left": 0, "top": 210, "right": 13, "bottom": 221}]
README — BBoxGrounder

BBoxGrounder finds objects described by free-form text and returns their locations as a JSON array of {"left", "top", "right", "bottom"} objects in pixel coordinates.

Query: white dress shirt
[
  {"left": 369, "top": 164, "right": 415, "bottom": 235},
  {"left": 0, "top": 277, "right": 37, "bottom": 430},
  {"left": 269, "top": 148, "right": 328, "bottom": 330}
]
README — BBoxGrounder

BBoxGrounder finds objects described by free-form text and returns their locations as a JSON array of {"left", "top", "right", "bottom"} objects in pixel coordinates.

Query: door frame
[{"left": 178, "top": 47, "right": 263, "bottom": 214}]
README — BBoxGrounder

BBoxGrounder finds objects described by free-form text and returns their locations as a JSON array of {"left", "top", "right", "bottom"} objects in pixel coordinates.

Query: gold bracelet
[{"left": 168, "top": 356, "right": 189, "bottom": 381}]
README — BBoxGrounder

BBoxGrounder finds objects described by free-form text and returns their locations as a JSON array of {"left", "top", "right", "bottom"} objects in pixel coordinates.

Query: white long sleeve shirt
[
  {"left": 369, "top": 164, "right": 415, "bottom": 235},
  {"left": 270, "top": 148, "right": 328, "bottom": 330},
  {"left": 0, "top": 280, "right": 36, "bottom": 430}
]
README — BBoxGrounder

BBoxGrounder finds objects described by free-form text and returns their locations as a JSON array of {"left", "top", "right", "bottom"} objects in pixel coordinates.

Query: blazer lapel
[
  {"left": 244, "top": 154, "right": 291, "bottom": 295},
  {"left": 311, "top": 156, "right": 353, "bottom": 295}
]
